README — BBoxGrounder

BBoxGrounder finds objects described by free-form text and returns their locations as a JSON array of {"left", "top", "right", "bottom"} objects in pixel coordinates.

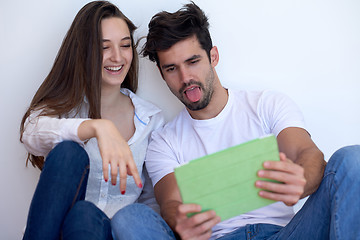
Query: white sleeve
[
  {"left": 145, "top": 129, "right": 180, "bottom": 187},
  {"left": 22, "top": 111, "right": 89, "bottom": 157},
  {"left": 259, "top": 90, "right": 306, "bottom": 136}
]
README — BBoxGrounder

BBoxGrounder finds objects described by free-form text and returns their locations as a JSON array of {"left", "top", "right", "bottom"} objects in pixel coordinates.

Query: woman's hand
[{"left": 78, "top": 119, "right": 142, "bottom": 193}]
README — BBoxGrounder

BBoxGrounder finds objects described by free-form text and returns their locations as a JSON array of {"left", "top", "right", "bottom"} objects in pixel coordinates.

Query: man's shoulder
[
  {"left": 151, "top": 108, "right": 188, "bottom": 138},
  {"left": 230, "top": 89, "right": 286, "bottom": 105},
  {"left": 230, "top": 88, "right": 275, "bottom": 98}
]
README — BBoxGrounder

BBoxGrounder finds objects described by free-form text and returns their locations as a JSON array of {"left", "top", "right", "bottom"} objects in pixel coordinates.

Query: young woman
[{"left": 20, "top": 1, "right": 174, "bottom": 239}]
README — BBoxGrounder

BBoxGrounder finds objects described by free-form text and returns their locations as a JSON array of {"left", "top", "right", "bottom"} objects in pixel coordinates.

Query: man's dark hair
[{"left": 142, "top": 1, "right": 213, "bottom": 67}]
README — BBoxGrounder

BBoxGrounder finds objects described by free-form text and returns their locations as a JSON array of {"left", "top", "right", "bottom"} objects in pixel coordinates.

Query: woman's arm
[
  {"left": 22, "top": 113, "right": 88, "bottom": 156},
  {"left": 22, "top": 113, "right": 142, "bottom": 192},
  {"left": 78, "top": 119, "right": 142, "bottom": 192}
]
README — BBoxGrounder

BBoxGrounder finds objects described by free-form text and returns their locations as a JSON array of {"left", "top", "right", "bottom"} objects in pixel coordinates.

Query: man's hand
[
  {"left": 255, "top": 152, "right": 306, "bottom": 206},
  {"left": 174, "top": 203, "right": 221, "bottom": 240}
]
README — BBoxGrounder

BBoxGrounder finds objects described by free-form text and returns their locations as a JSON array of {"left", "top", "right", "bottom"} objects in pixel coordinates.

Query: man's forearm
[
  {"left": 296, "top": 147, "right": 326, "bottom": 198},
  {"left": 160, "top": 200, "right": 182, "bottom": 231}
]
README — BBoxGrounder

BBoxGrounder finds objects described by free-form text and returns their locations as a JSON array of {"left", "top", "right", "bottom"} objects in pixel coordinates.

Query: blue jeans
[
  {"left": 23, "top": 141, "right": 112, "bottom": 240},
  {"left": 111, "top": 203, "right": 176, "bottom": 240},
  {"left": 217, "top": 145, "right": 360, "bottom": 240}
]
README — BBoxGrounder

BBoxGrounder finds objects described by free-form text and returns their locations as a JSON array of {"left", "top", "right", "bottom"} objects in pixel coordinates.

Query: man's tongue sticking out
[{"left": 185, "top": 87, "right": 201, "bottom": 102}]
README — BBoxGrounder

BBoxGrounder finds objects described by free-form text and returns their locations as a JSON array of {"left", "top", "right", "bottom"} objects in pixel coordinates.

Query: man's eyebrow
[
  {"left": 161, "top": 55, "right": 202, "bottom": 69},
  {"left": 185, "top": 54, "right": 201, "bottom": 63},
  {"left": 161, "top": 63, "right": 175, "bottom": 70}
]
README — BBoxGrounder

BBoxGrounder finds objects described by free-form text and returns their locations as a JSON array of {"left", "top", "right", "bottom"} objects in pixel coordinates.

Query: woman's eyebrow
[{"left": 102, "top": 36, "right": 131, "bottom": 42}]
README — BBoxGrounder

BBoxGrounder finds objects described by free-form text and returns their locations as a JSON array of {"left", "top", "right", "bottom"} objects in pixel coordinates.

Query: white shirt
[
  {"left": 23, "top": 88, "right": 164, "bottom": 217},
  {"left": 146, "top": 89, "right": 306, "bottom": 239}
]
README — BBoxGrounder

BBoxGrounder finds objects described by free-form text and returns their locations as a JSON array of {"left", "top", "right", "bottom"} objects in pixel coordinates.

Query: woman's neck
[
  {"left": 101, "top": 87, "right": 125, "bottom": 111},
  {"left": 100, "top": 86, "right": 135, "bottom": 141}
]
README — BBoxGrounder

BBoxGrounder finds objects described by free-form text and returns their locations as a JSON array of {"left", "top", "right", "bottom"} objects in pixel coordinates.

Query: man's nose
[{"left": 179, "top": 67, "right": 192, "bottom": 84}]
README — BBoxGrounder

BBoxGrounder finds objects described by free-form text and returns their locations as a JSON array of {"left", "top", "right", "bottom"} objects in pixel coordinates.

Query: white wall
[{"left": 1, "top": 0, "right": 359, "bottom": 239}]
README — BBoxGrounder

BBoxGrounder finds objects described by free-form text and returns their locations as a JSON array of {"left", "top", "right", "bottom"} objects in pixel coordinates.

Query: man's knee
[
  {"left": 112, "top": 203, "right": 153, "bottom": 225},
  {"left": 111, "top": 203, "right": 174, "bottom": 239},
  {"left": 63, "top": 201, "right": 111, "bottom": 239},
  {"left": 327, "top": 145, "right": 360, "bottom": 175}
]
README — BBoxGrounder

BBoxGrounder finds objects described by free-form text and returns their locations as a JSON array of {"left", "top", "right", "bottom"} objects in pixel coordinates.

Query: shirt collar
[{"left": 120, "top": 88, "right": 161, "bottom": 125}]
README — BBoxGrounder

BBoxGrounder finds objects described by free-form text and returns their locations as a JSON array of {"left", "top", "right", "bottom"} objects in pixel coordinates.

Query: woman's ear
[{"left": 210, "top": 46, "right": 219, "bottom": 67}]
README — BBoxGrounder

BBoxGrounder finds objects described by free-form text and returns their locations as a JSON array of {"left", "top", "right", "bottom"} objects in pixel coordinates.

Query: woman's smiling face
[{"left": 101, "top": 17, "right": 133, "bottom": 88}]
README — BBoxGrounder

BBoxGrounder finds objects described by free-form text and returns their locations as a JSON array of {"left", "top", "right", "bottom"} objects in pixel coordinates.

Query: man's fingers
[
  {"left": 256, "top": 180, "right": 304, "bottom": 195},
  {"left": 178, "top": 204, "right": 202, "bottom": 216},
  {"left": 258, "top": 190, "right": 300, "bottom": 206},
  {"left": 176, "top": 209, "right": 220, "bottom": 240},
  {"left": 263, "top": 160, "right": 304, "bottom": 175},
  {"left": 258, "top": 169, "right": 306, "bottom": 185}
]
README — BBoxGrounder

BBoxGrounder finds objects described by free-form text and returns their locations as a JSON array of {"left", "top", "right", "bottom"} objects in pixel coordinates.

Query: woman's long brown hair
[{"left": 20, "top": 1, "right": 138, "bottom": 170}]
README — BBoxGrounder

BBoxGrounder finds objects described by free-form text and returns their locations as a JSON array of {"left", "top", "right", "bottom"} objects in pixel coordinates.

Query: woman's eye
[{"left": 103, "top": 46, "right": 109, "bottom": 50}]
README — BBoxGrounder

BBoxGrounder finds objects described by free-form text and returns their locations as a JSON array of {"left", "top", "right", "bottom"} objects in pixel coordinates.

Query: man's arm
[
  {"left": 256, "top": 127, "right": 326, "bottom": 205},
  {"left": 154, "top": 173, "right": 182, "bottom": 229},
  {"left": 277, "top": 127, "right": 326, "bottom": 197},
  {"left": 154, "top": 173, "right": 221, "bottom": 240}
]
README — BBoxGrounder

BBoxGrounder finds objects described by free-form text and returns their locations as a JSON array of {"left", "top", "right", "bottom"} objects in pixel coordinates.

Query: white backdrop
[{"left": 1, "top": 0, "right": 359, "bottom": 239}]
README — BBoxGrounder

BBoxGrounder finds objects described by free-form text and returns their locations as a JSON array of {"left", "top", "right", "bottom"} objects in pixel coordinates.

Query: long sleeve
[{"left": 22, "top": 111, "right": 89, "bottom": 157}]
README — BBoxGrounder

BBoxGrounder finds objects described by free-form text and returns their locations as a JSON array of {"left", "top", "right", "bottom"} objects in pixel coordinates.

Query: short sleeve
[
  {"left": 145, "top": 129, "right": 181, "bottom": 187},
  {"left": 258, "top": 90, "right": 306, "bottom": 136}
]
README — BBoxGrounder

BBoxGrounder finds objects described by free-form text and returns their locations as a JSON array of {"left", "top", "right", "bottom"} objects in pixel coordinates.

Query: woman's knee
[{"left": 45, "top": 141, "right": 89, "bottom": 171}]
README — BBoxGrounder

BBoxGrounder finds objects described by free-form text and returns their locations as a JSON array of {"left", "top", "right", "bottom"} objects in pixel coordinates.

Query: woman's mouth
[{"left": 105, "top": 65, "right": 123, "bottom": 72}]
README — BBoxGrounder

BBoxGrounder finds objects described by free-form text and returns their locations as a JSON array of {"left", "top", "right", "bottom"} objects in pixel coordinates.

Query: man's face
[{"left": 157, "top": 36, "right": 217, "bottom": 111}]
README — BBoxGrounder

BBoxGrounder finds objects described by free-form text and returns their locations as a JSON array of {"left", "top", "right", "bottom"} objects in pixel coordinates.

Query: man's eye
[
  {"left": 166, "top": 67, "right": 175, "bottom": 72},
  {"left": 190, "top": 60, "right": 199, "bottom": 64}
]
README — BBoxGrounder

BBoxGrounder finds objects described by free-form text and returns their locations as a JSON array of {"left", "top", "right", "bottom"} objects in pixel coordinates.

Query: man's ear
[
  {"left": 210, "top": 46, "right": 219, "bottom": 67},
  {"left": 157, "top": 65, "right": 165, "bottom": 80}
]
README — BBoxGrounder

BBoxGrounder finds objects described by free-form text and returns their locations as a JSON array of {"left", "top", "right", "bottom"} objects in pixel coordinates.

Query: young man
[{"left": 143, "top": 2, "right": 360, "bottom": 240}]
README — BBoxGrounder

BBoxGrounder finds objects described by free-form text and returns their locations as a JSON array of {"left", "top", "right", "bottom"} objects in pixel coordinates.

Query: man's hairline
[{"left": 154, "top": 34, "right": 206, "bottom": 67}]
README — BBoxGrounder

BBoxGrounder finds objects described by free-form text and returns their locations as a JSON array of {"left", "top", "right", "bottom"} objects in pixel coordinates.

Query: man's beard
[{"left": 171, "top": 68, "right": 215, "bottom": 111}]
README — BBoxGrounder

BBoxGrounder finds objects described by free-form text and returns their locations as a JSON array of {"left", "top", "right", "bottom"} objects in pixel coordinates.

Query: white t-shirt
[
  {"left": 145, "top": 89, "right": 306, "bottom": 239},
  {"left": 23, "top": 88, "right": 164, "bottom": 217}
]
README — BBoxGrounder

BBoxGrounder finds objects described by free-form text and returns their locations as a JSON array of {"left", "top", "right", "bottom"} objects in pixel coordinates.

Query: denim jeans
[
  {"left": 23, "top": 141, "right": 112, "bottom": 240},
  {"left": 217, "top": 145, "right": 360, "bottom": 240},
  {"left": 111, "top": 203, "right": 176, "bottom": 240}
]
